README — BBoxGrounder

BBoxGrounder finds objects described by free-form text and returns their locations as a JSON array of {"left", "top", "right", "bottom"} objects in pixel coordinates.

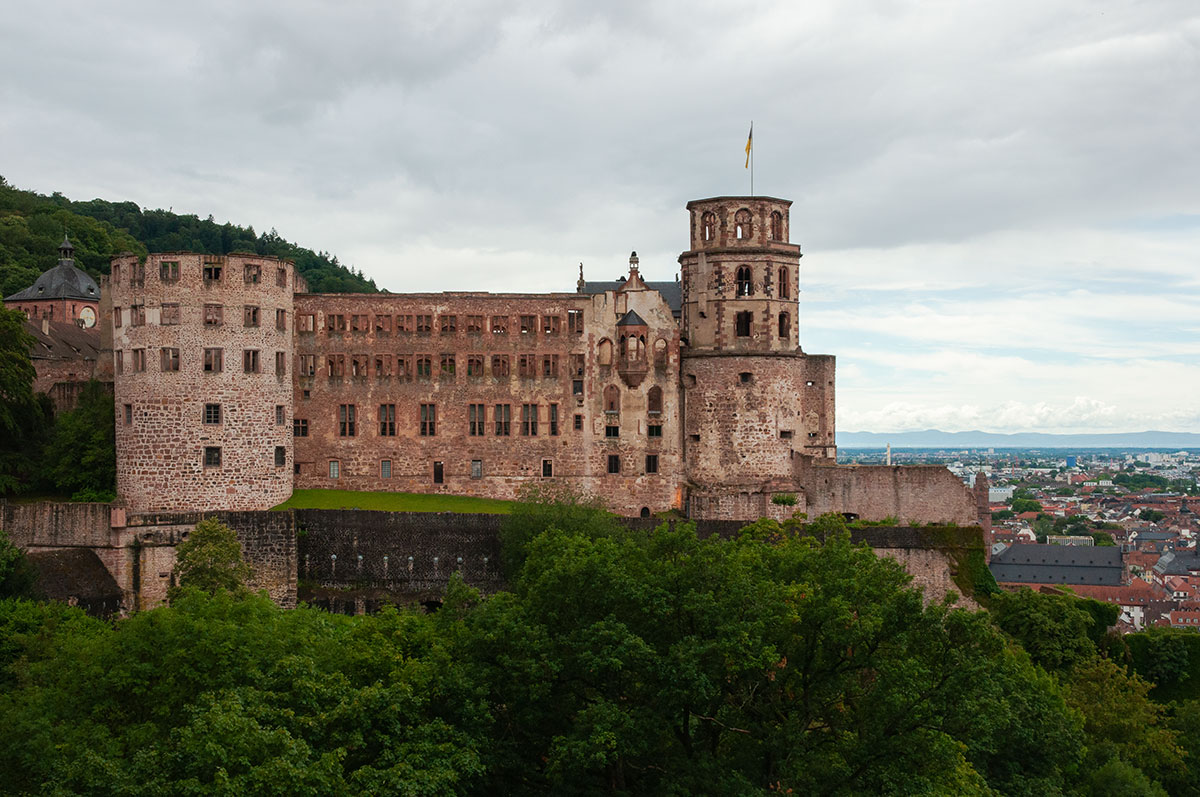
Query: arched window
[
  {"left": 770, "top": 211, "right": 783, "bottom": 241},
  {"left": 604, "top": 385, "right": 620, "bottom": 414},
  {"left": 734, "top": 208, "right": 752, "bottom": 240},
  {"left": 647, "top": 386, "right": 663, "bottom": 414},
  {"left": 778, "top": 311, "right": 790, "bottom": 340},
  {"left": 653, "top": 338, "right": 667, "bottom": 365},
  {"left": 701, "top": 211, "right": 717, "bottom": 242},
  {"left": 778, "top": 266, "right": 789, "bottom": 299},
  {"left": 598, "top": 338, "right": 613, "bottom": 366},
  {"left": 736, "top": 266, "right": 753, "bottom": 297}
]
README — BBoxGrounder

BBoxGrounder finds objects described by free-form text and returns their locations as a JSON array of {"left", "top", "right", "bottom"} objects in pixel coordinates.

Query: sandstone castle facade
[{"left": 107, "top": 195, "right": 986, "bottom": 525}]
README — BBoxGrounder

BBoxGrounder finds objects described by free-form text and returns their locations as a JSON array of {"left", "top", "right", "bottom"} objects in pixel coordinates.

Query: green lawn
[{"left": 272, "top": 489, "right": 514, "bottom": 514}]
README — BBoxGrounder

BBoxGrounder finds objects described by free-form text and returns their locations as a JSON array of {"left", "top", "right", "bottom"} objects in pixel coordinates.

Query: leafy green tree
[
  {"left": 990, "top": 588, "right": 1099, "bottom": 673},
  {"left": 1140, "top": 509, "right": 1165, "bottom": 523},
  {"left": 39, "top": 380, "right": 115, "bottom": 500},
  {"left": 991, "top": 509, "right": 1015, "bottom": 521},
  {"left": 498, "top": 483, "right": 620, "bottom": 577},
  {"left": 171, "top": 517, "right": 253, "bottom": 599},
  {"left": 1011, "top": 497, "right": 1043, "bottom": 514},
  {"left": 0, "top": 528, "right": 36, "bottom": 599},
  {"left": 0, "top": 308, "right": 50, "bottom": 495}
]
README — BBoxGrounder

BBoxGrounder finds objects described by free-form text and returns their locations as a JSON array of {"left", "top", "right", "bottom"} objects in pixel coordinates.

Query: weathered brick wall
[
  {"left": 292, "top": 283, "right": 683, "bottom": 516},
  {"left": 798, "top": 462, "right": 980, "bottom": 525},
  {"left": 1, "top": 501, "right": 115, "bottom": 548},
  {"left": 111, "top": 253, "right": 295, "bottom": 512}
]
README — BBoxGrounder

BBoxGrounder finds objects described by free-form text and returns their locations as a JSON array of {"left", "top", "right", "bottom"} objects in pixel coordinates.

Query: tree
[
  {"left": 1140, "top": 509, "right": 1165, "bottom": 523},
  {"left": 39, "top": 380, "right": 115, "bottom": 500},
  {"left": 0, "top": 528, "right": 36, "bottom": 599},
  {"left": 0, "top": 307, "right": 50, "bottom": 495},
  {"left": 170, "top": 517, "right": 253, "bottom": 599},
  {"left": 1011, "top": 497, "right": 1043, "bottom": 514}
]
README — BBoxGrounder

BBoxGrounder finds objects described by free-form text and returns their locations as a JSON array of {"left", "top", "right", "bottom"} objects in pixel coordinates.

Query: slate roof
[
  {"left": 1154, "top": 551, "right": 1200, "bottom": 577},
  {"left": 23, "top": 318, "right": 101, "bottom": 363},
  {"left": 616, "top": 309, "right": 647, "bottom": 326},
  {"left": 990, "top": 543, "right": 1124, "bottom": 586},
  {"left": 5, "top": 259, "right": 100, "bottom": 303},
  {"left": 580, "top": 280, "right": 682, "bottom": 318}
]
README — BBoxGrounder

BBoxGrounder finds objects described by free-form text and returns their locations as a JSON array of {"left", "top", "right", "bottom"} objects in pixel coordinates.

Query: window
[
  {"left": 542, "top": 354, "right": 559, "bottom": 379},
  {"left": 350, "top": 314, "right": 367, "bottom": 333},
  {"left": 467, "top": 355, "right": 484, "bottom": 377},
  {"left": 469, "top": 404, "right": 486, "bottom": 436},
  {"left": 739, "top": 372, "right": 753, "bottom": 384},
  {"left": 549, "top": 404, "right": 559, "bottom": 436},
  {"left": 298, "top": 314, "right": 316, "bottom": 332},
  {"left": 329, "top": 460, "right": 340, "bottom": 479},
  {"left": 397, "top": 314, "right": 413, "bottom": 334},
  {"left": 114, "top": 306, "right": 122, "bottom": 328},
  {"left": 115, "top": 350, "right": 124, "bottom": 375},
  {"left": 491, "top": 316, "right": 508, "bottom": 335},
  {"left": 130, "top": 304, "right": 146, "bottom": 326},
  {"left": 440, "top": 315, "right": 457, "bottom": 334},
  {"left": 735, "top": 311, "right": 752, "bottom": 337},
  {"left": 298, "top": 354, "right": 316, "bottom": 376},
  {"left": 433, "top": 461, "right": 444, "bottom": 484},
  {"left": 203, "top": 262, "right": 223, "bottom": 283},
  {"left": 112, "top": 265, "right": 120, "bottom": 284},
  {"left": 521, "top": 403, "right": 539, "bottom": 436},
  {"left": 132, "top": 348, "right": 146, "bottom": 373},
  {"left": 204, "top": 403, "right": 222, "bottom": 424},
  {"left": 161, "top": 347, "right": 180, "bottom": 372},
  {"left": 160, "top": 261, "right": 179, "bottom": 282},
  {"left": 244, "top": 264, "right": 261, "bottom": 284},
  {"left": 770, "top": 210, "right": 784, "bottom": 241},
  {"left": 293, "top": 418, "right": 308, "bottom": 437},
  {"left": 648, "top": 386, "right": 663, "bottom": 414},
  {"left": 275, "top": 446, "right": 286, "bottom": 467},
  {"left": 338, "top": 404, "right": 356, "bottom": 437},
  {"left": 542, "top": 459, "right": 553, "bottom": 478},
  {"left": 161, "top": 303, "right": 180, "bottom": 325},
  {"left": 471, "top": 460, "right": 483, "bottom": 479},
  {"left": 518, "top": 354, "right": 536, "bottom": 379},
  {"left": 124, "top": 404, "right": 132, "bottom": 425},
  {"left": 574, "top": 413, "right": 583, "bottom": 431},
  {"left": 379, "top": 403, "right": 396, "bottom": 436},
  {"left": 396, "top": 355, "right": 411, "bottom": 381},
  {"left": 491, "top": 354, "right": 510, "bottom": 377},
  {"left": 440, "top": 354, "right": 456, "bottom": 377},
  {"left": 573, "top": 379, "right": 584, "bottom": 396},
  {"left": 648, "top": 424, "right": 662, "bottom": 438},
  {"left": 420, "top": 403, "right": 436, "bottom": 436},
  {"left": 645, "top": 454, "right": 659, "bottom": 474},
  {"left": 778, "top": 312, "right": 790, "bottom": 340},
  {"left": 779, "top": 430, "right": 793, "bottom": 439},
  {"left": 598, "top": 338, "right": 613, "bottom": 366},
  {"left": 275, "top": 405, "right": 285, "bottom": 425},
  {"left": 606, "top": 425, "right": 620, "bottom": 438},
  {"left": 374, "top": 354, "right": 391, "bottom": 378},
  {"left": 276, "top": 309, "right": 287, "bottom": 330},
  {"left": 375, "top": 314, "right": 392, "bottom": 335},
  {"left": 701, "top": 211, "right": 717, "bottom": 242},
  {"left": 204, "top": 447, "right": 222, "bottom": 467},
  {"left": 466, "top": 315, "right": 484, "bottom": 334},
  {"left": 778, "top": 266, "right": 789, "bottom": 299},
  {"left": 568, "top": 309, "right": 584, "bottom": 335},
  {"left": 416, "top": 314, "right": 432, "bottom": 334},
  {"left": 203, "top": 348, "right": 223, "bottom": 373},
  {"left": 543, "top": 315, "right": 561, "bottom": 336},
  {"left": 276, "top": 267, "right": 287, "bottom": 288},
  {"left": 736, "top": 266, "right": 753, "bottom": 296},
  {"left": 494, "top": 404, "right": 511, "bottom": 436},
  {"left": 271, "top": 350, "right": 284, "bottom": 375},
  {"left": 128, "top": 262, "right": 144, "bottom": 288},
  {"left": 519, "top": 315, "right": 536, "bottom": 334},
  {"left": 243, "top": 349, "right": 260, "bottom": 373},
  {"left": 327, "top": 314, "right": 346, "bottom": 333},
  {"left": 326, "top": 354, "right": 345, "bottom": 378},
  {"left": 607, "top": 454, "right": 621, "bottom": 474},
  {"left": 381, "top": 459, "right": 392, "bottom": 479},
  {"left": 416, "top": 356, "right": 432, "bottom": 379},
  {"left": 734, "top": 208, "right": 752, "bottom": 239},
  {"left": 204, "top": 304, "right": 223, "bottom": 326},
  {"left": 604, "top": 385, "right": 620, "bottom": 414},
  {"left": 351, "top": 354, "right": 368, "bottom": 377}
]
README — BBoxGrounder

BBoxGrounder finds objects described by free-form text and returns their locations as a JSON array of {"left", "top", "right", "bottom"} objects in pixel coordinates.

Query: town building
[
  {"left": 4, "top": 235, "right": 100, "bottom": 328},
  {"left": 105, "top": 194, "right": 988, "bottom": 523}
]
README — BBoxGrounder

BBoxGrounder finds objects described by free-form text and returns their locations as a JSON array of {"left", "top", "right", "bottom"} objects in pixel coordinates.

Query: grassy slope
[{"left": 273, "top": 489, "right": 514, "bottom": 514}]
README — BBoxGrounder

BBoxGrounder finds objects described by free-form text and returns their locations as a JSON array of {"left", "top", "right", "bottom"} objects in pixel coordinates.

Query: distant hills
[
  {"left": 837, "top": 429, "right": 1200, "bottom": 449},
  {"left": 0, "top": 177, "right": 377, "bottom": 297}
]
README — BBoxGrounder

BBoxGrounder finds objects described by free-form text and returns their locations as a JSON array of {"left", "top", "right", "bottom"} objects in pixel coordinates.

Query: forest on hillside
[
  {"left": 3, "top": 500, "right": 1200, "bottom": 796},
  {"left": 0, "top": 176, "right": 377, "bottom": 297}
]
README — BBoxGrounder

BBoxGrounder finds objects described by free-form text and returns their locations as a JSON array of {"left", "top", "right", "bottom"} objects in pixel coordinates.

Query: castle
[{"left": 105, "top": 195, "right": 987, "bottom": 525}]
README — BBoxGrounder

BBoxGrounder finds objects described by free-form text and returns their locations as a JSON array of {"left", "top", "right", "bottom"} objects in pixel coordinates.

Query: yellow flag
[{"left": 744, "top": 124, "right": 753, "bottom": 168}]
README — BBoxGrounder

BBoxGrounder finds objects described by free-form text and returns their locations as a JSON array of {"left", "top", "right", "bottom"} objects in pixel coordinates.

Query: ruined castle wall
[
  {"left": 799, "top": 463, "right": 979, "bottom": 525},
  {"left": 1, "top": 501, "right": 114, "bottom": 548},
  {"left": 292, "top": 287, "right": 682, "bottom": 516},
  {"left": 110, "top": 253, "right": 295, "bottom": 512}
]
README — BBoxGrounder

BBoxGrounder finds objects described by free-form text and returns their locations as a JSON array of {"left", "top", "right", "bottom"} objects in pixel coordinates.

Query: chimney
[{"left": 42, "top": 316, "right": 50, "bottom": 335}]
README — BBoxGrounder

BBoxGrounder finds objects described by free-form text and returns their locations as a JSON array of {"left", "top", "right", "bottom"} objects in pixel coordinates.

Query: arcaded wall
[{"left": 110, "top": 253, "right": 295, "bottom": 512}]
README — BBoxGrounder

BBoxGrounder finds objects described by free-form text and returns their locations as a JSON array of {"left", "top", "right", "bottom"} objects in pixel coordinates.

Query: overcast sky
[{"left": 4, "top": 1, "right": 1198, "bottom": 434}]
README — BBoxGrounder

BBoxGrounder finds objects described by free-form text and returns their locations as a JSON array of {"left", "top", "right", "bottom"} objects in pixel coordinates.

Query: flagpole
[{"left": 750, "top": 121, "right": 754, "bottom": 196}]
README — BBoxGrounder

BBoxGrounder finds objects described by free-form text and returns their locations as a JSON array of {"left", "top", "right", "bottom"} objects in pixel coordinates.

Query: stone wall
[
  {"left": 798, "top": 461, "right": 980, "bottom": 526},
  {"left": 1, "top": 501, "right": 115, "bottom": 548}
]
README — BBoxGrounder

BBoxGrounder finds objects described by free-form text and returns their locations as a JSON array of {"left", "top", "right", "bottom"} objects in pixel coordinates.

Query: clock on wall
[{"left": 79, "top": 306, "right": 96, "bottom": 328}]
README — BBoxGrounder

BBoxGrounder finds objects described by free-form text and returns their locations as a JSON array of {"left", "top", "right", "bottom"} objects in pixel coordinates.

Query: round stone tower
[
  {"left": 110, "top": 252, "right": 295, "bottom": 512},
  {"left": 678, "top": 196, "right": 835, "bottom": 496}
]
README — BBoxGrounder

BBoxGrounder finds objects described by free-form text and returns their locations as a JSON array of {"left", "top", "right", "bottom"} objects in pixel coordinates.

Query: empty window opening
[
  {"left": 604, "top": 385, "right": 620, "bottom": 415},
  {"left": 770, "top": 210, "right": 783, "bottom": 241},
  {"left": 735, "top": 311, "right": 752, "bottom": 337},
  {"left": 734, "top": 208, "right": 752, "bottom": 240},
  {"left": 161, "top": 347, "right": 180, "bottom": 372},
  {"left": 640, "top": 507, "right": 651, "bottom": 518},
  {"left": 647, "top": 386, "right": 663, "bottom": 414},
  {"left": 778, "top": 266, "right": 789, "bottom": 299},
  {"left": 739, "top": 372, "right": 752, "bottom": 384},
  {"left": 736, "top": 266, "right": 753, "bottom": 296},
  {"left": 542, "top": 459, "right": 553, "bottom": 478},
  {"left": 778, "top": 312, "right": 790, "bottom": 340},
  {"left": 701, "top": 211, "right": 717, "bottom": 242},
  {"left": 244, "top": 264, "right": 261, "bottom": 284},
  {"left": 433, "top": 461, "right": 444, "bottom": 483}
]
